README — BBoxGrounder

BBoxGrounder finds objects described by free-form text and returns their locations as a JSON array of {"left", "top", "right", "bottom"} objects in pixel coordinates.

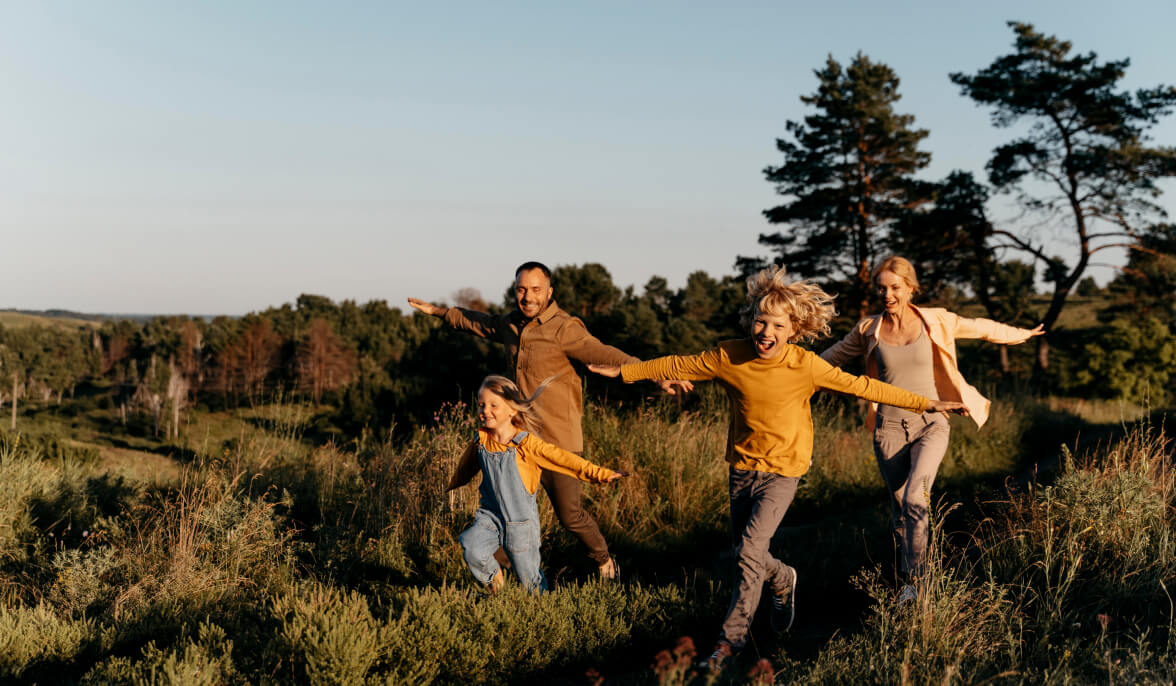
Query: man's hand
[
  {"left": 587, "top": 364, "right": 621, "bottom": 378},
  {"left": 407, "top": 297, "right": 445, "bottom": 317},
  {"left": 928, "top": 400, "right": 969, "bottom": 416},
  {"left": 655, "top": 379, "right": 694, "bottom": 396}
]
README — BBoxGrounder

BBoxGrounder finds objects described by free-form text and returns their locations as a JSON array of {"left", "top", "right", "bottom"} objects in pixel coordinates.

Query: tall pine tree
[{"left": 746, "top": 53, "right": 933, "bottom": 320}]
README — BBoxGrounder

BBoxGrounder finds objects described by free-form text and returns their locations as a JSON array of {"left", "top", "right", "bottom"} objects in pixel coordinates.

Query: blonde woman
[
  {"left": 590, "top": 266, "right": 966, "bottom": 666},
  {"left": 447, "top": 375, "right": 627, "bottom": 593},
  {"left": 820, "top": 256, "right": 1043, "bottom": 604}
]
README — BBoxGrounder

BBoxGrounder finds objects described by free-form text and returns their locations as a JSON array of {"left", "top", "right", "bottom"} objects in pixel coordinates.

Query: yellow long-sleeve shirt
[
  {"left": 620, "top": 339, "right": 932, "bottom": 477},
  {"left": 447, "top": 429, "right": 618, "bottom": 494}
]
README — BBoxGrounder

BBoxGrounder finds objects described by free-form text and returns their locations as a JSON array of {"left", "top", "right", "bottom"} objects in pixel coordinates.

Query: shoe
[
  {"left": 697, "top": 641, "right": 734, "bottom": 671},
  {"left": 598, "top": 556, "right": 620, "bottom": 581},
  {"left": 487, "top": 568, "right": 505, "bottom": 594},
  {"left": 770, "top": 565, "right": 797, "bottom": 633},
  {"left": 898, "top": 584, "right": 918, "bottom": 607}
]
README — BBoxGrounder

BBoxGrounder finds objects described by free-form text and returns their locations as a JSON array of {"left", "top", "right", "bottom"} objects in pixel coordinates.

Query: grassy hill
[{"left": 0, "top": 309, "right": 102, "bottom": 331}]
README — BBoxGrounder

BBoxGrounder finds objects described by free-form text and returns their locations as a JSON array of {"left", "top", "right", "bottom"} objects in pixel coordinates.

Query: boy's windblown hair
[
  {"left": 478, "top": 374, "right": 556, "bottom": 435},
  {"left": 740, "top": 265, "right": 837, "bottom": 343}
]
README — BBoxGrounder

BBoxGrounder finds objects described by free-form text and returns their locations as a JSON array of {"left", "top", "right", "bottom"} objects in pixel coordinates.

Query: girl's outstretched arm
[{"left": 446, "top": 438, "right": 481, "bottom": 491}]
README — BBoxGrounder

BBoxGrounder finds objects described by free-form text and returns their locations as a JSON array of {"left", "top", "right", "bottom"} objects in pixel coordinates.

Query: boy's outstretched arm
[{"left": 927, "top": 400, "right": 969, "bottom": 415}]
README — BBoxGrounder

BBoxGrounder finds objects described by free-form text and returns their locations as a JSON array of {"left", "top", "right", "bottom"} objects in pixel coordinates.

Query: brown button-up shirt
[{"left": 442, "top": 301, "right": 637, "bottom": 452}]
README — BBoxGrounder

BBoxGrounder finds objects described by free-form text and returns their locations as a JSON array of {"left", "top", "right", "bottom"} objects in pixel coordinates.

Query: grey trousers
[
  {"left": 873, "top": 414, "right": 950, "bottom": 577},
  {"left": 719, "top": 467, "right": 799, "bottom": 649}
]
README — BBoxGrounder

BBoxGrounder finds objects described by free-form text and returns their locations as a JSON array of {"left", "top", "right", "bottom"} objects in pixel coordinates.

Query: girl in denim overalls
[{"left": 447, "top": 375, "right": 626, "bottom": 593}]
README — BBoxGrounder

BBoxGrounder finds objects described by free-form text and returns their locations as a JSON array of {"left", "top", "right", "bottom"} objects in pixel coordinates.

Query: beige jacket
[
  {"left": 820, "top": 306, "right": 1038, "bottom": 429},
  {"left": 442, "top": 301, "right": 637, "bottom": 452}
]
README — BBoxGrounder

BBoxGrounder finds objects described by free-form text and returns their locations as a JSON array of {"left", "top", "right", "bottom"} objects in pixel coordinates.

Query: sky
[{"left": 2, "top": 1, "right": 1174, "bottom": 316}]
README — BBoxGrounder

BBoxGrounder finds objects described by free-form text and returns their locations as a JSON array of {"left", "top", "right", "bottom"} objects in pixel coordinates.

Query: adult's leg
[
  {"left": 899, "top": 418, "right": 951, "bottom": 576},
  {"left": 540, "top": 469, "right": 611, "bottom": 566},
  {"left": 719, "top": 468, "right": 799, "bottom": 649},
  {"left": 873, "top": 419, "right": 915, "bottom": 573},
  {"left": 458, "top": 512, "right": 503, "bottom": 585}
]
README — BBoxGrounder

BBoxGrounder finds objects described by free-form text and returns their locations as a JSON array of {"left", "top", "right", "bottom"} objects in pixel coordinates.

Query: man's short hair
[{"left": 515, "top": 261, "right": 552, "bottom": 281}]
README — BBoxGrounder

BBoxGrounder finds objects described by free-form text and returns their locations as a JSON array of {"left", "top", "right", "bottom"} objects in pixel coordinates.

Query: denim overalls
[{"left": 458, "top": 431, "right": 547, "bottom": 592}]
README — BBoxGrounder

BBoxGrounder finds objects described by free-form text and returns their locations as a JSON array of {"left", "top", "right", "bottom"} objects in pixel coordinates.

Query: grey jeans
[
  {"left": 873, "top": 414, "right": 950, "bottom": 576},
  {"left": 719, "top": 467, "right": 799, "bottom": 649}
]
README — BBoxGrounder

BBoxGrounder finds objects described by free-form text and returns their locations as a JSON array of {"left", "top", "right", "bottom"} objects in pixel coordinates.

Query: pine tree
[
  {"left": 748, "top": 53, "right": 933, "bottom": 320},
  {"left": 951, "top": 22, "right": 1176, "bottom": 373}
]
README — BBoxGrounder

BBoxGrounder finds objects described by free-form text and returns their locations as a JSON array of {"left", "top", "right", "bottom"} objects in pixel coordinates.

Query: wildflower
[
  {"left": 748, "top": 658, "right": 775, "bottom": 685},
  {"left": 652, "top": 649, "right": 673, "bottom": 672},
  {"left": 1098, "top": 613, "right": 1111, "bottom": 630}
]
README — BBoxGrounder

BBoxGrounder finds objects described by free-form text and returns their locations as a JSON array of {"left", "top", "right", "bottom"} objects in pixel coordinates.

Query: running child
[
  {"left": 447, "top": 375, "right": 627, "bottom": 593},
  {"left": 588, "top": 266, "right": 966, "bottom": 665}
]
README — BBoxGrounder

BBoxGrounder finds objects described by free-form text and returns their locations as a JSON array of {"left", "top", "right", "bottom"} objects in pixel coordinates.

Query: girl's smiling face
[
  {"left": 478, "top": 388, "right": 518, "bottom": 434},
  {"left": 751, "top": 306, "right": 795, "bottom": 360}
]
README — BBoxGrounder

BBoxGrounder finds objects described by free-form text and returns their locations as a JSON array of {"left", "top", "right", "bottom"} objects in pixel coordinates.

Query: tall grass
[{"left": 0, "top": 392, "right": 1170, "bottom": 683}]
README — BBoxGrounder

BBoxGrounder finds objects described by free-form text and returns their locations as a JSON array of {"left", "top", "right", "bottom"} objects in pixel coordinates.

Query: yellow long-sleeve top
[
  {"left": 447, "top": 428, "right": 618, "bottom": 494},
  {"left": 620, "top": 339, "right": 932, "bottom": 477}
]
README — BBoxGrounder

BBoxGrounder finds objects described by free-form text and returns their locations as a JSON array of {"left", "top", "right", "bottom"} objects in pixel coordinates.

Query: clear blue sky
[{"left": 3, "top": 1, "right": 1173, "bottom": 315}]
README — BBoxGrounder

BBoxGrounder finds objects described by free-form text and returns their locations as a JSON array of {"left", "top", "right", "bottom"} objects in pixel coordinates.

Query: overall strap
[{"left": 511, "top": 431, "right": 529, "bottom": 445}]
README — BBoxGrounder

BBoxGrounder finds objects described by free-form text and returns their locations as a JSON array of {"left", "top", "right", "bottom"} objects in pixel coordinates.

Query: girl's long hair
[{"left": 478, "top": 374, "right": 557, "bottom": 435}]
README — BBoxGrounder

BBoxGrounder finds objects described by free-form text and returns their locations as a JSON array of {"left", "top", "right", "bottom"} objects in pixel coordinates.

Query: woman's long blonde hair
[
  {"left": 478, "top": 374, "right": 555, "bottom": 434},
  {"left": 740, "top": 265, "right": 837, "bottom": 343}
]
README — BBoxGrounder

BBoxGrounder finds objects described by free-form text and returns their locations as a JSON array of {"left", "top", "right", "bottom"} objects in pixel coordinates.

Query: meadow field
[{"left": 0, "top": 384, "right": 1172, "bottom": 685}]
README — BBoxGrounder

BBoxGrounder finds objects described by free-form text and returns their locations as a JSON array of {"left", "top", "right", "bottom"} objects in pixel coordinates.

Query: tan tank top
[{"left": 875, "top": 329, "right": 938, "bottom": 420}]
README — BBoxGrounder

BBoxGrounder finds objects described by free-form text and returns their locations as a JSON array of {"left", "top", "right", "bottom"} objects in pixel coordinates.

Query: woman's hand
[
  {"left": 1027, "top": 324, "right": 1045, "bottom": 337},
  {"left": 588, "top": 364, "right": 621, "bottom": 378},
  {"left": 928, "top": 400, "right": 969, "bottom": 416},
  {"left": 606, "top": 470, "right": 630, "bottom": 482}
]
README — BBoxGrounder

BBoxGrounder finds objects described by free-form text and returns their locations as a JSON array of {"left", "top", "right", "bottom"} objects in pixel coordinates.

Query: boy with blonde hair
[{"left": 589, "top": 266, "right": 966, "bottom": 665}]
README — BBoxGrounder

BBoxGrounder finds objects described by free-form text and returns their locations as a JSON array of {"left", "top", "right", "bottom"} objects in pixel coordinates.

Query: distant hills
[{"left": 0, "top": 309, "right": 228, "bottom": 329}]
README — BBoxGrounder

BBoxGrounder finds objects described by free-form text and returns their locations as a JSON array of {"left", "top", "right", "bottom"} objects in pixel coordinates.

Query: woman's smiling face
[{"left": 876, "top": 269, "right": 914, "bottom": 315}]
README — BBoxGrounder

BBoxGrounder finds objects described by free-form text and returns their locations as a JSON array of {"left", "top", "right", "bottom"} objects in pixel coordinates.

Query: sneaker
[
  {"left": 770, "top": 565, "right": 798, "bottom": 633},
  {"left": 897, "top": 584, "right": 918, "bottom": 608},
  {"left": 598, "top": 556, "right": 621, "bottom": 581},
  {"left": 698, "top": 641, "right": 734, "bottom": 671},
  {"left": 487, "top": 568, "right": 505, "bottom": 594}
]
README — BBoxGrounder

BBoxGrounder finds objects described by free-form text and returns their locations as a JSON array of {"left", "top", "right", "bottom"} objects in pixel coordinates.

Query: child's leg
[
  {"left": 719, "top": 467, "right": 799, "bottom": 649},
  {"left": 459, "top": 511, "right": 504, "bottom": 585},
  {"left": 503, "top": 518, "right": 548, "bottom": 593}
]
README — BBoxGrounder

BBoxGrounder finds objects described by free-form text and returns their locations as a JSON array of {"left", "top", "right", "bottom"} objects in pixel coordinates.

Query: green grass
[{"left": 0, "top": 391, "right": 1171, "bottom": 684}]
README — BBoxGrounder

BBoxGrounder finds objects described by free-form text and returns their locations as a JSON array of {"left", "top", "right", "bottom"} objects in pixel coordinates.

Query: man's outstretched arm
[{"left": 407, "top": 297, "right": 502, "bottom": 339}]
